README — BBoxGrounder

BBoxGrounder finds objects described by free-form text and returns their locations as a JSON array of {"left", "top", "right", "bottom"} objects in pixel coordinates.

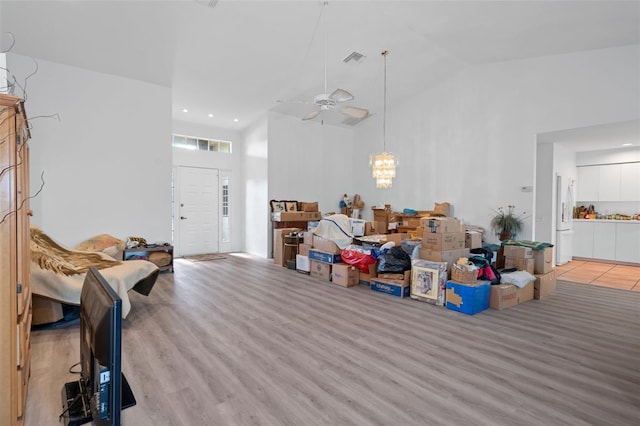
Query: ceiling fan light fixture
[{"left": 329, "top": 88, "right": 354, "bottom": 103}]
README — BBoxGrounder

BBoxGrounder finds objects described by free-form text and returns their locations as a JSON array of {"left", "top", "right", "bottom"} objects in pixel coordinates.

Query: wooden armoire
[{"left": 0, "top": 94, "right": 32, "bottom": 425}]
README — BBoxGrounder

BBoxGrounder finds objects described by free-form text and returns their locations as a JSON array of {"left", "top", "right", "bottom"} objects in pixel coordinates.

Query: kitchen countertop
[{"left": 573, "top": 219, "right": 640, "bottom": 223}]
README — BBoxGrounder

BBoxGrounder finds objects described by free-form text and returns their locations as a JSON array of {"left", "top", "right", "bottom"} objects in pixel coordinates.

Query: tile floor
[{"left": 556, "top": 260, "right": 640, "bottom": 291}]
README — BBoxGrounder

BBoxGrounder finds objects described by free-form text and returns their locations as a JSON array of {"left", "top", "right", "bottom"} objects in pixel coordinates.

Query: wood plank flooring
[{"left": 25, "top": 254, "right": 640, "bottom": 425}]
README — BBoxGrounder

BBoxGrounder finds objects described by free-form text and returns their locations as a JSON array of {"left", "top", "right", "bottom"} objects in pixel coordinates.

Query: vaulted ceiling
[{"left": 2, "top": 0, "right": 639, "bottom": 138}]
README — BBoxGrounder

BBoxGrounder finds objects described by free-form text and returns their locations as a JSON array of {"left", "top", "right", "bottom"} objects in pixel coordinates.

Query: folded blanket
[
  {"left": 313, "top": 214, "right": 354, "bottom": 250},
  {"left": 501, "top": 240, "right": 553, "bottom": 251}
]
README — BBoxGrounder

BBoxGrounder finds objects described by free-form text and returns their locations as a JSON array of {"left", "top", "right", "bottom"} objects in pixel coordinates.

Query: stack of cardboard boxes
[
  {"left": 490, "top": 244, "right": 556, "bottom": 310},
  {"left": 417, "top": 217, "right": 470, "bottom": 276},
  {"left": 273, "top": 205, "right": 558, "bottom": 315}
]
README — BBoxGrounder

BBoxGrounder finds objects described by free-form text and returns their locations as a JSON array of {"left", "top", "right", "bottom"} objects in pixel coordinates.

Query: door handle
[{"left": 180, "top": 216, "right": 188, "bottom": 220}]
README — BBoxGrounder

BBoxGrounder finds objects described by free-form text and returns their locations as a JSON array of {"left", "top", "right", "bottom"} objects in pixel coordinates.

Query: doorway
[{"left": 175, "top": 166, "right": 220, "bottom": 257}]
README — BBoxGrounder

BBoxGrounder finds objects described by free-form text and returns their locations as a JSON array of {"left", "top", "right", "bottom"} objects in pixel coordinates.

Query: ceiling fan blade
[
  {"left": 302, "top": 110, "right": 321, "bottom": 121},
  {"left": 329, "top": 88, "right": 354, "bottom": 103},
  {"left": 341, "top": 106, "right": 369, "bottom": 119},
  {"left": 277, "top": 99, "right": 314, "bottom": 105}
]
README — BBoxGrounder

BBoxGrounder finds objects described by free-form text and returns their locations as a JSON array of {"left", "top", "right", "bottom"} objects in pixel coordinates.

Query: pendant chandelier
[{"left": 370, "top": 50, "right": 397, "bottom": 189}]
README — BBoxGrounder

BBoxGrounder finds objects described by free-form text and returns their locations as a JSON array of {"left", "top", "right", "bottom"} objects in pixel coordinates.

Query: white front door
[{"left": 177, "top": 166, "right": 219, "bottom": 256}]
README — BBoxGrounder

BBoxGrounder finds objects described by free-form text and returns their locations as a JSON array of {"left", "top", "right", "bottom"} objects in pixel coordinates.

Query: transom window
[{"left": 172, "top": 134, "right": 232, "bottom": 153}]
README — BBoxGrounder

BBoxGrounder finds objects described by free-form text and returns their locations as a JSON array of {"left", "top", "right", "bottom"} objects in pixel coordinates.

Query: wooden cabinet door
[{"left": 0, "top": 97, "right": 19, "bottom": 425}]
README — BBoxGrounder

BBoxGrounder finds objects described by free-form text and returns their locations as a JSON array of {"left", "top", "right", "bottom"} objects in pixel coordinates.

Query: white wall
[
  {"left": 8, "top": 54, "right": 172, "bottom": 248},
  {"left": 267, "top": 111, "right": 356, "bottom": 213},
  {"left": 264, "top": 111, "right": 356, "bottom": 258},
  {"left": 243, "top": 114, "right": 269, "bottom": 257},
  {"left": 535, "top": 142, "right": 554, "bottom": 243},
  {"left": 172, "top": 119, "right": 244, "bottom": 253},
  {"left": 349, "top": 45, "right": 639, "bottom": 244}
]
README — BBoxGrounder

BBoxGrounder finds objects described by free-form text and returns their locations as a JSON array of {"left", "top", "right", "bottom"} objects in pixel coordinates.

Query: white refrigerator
[{"left": 556, "top": 175, "right": 574, "bottom": 265}]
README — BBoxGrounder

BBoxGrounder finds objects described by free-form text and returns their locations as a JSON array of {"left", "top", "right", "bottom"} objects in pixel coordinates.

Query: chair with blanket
[{"left": 30, "top": 226, "right": 159, "bottom": 323}]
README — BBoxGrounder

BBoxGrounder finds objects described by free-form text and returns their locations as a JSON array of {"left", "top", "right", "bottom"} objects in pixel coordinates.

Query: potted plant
[{"left": 490, "top": 205, "right": 524, "bottom": 241}]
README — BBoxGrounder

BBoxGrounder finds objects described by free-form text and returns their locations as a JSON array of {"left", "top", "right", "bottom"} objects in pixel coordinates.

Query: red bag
[{"left": 340, "top": 249, "right": 376, "bottom": 273}]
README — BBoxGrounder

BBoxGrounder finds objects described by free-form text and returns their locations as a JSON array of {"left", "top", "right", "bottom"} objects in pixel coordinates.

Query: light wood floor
[
  {"left": 25, "top": 254, "right": 640, "bottom": 425},
  {"left": 556, "top": 260, "right": 640, "bottom": 291}
]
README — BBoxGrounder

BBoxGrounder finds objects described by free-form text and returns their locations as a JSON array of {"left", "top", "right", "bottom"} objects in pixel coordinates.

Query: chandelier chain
[{"left": 382, "top": 50, "right": 388, "bottom": 152}]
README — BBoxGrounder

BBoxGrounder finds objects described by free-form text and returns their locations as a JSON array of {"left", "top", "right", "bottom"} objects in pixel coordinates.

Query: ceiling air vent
[
  {"left": 194, "top": 0, "right": 219, "bottom": 8},
  {"left": 343, "top": 51, "right": 365, "bottom": 64}
]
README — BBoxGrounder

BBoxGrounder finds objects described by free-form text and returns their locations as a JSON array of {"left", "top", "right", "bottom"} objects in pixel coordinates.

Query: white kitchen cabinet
[
  {"left": 597, "top": 164, "right": 621, "bottom": 201},
  {"left": 615, "top": 223, "right": 640, "bottom": 263},
  {"left": 572, "top": 221, "right": 594, "bottom": 258},
  {"left": 593, "top": 222, "right": 616, "bottom": 260},
  {"left": 577, "top": 166, "right": 599, "bottom": 201},
  {"left": 620, "top": 162, "right": 640, "bottom": 202}
]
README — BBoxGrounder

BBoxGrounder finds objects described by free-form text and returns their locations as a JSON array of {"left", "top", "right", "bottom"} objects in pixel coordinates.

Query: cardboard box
[
  {"left": 418, "top": 248, "right": 470, "bottom": 269},
  {"left": 383, "top": 233, "right": 410, "bottom": 245},
  {"left": 465, "top": 231, "right": 482, "bottom": 249},
  {"left": 358, "top": 262, "right": 378, "bottom": 286},
  {"left": 312, "top": 235, "right": 341, "bottom": 254},
  {"left": 298, "top": 243, "right": 311, "bottom": 256},
  {"left": 370, "top": 270, "right": 411, "bottom": 298},
  {"left": 273, "top": 227, "right": 302, "bottom": 266},
  {"left": 371, "top": 221, "right": 387, "bottom": 234},
  {"left": 272, "top": 211, "right": 322, "bottom": 222},
  {"left": 421, "top": 217, "right": 462, "bottom": 233},
  {"left": 296, "top": 254, "right": 310, "bottom": 273},
  {"left": 490, "top": 284, "right": 519, "bottom": 310},
  {"left": 504, "top": 256, "right": 535, "bottom": 274},
  {"left": 422, "top": 232, "right": 466, "bottom": 251},
  {"left": 402, "top": 217, "right": 422, "bottom": 228},
  {"left": 364, "top": 221, "right": 377, "bottom": 236},
  {"left": 32, "top": 295, "right": 63, "bottom": 326},
  {"left": 503, "top": 245, "right": 534, "bottom": 259},
  {"left": 303, "top": 231, "right": 313, "bottom": 246},
  {"left": 534, "top": 246, "right": 554, "bottom": 274},
  {"left": 534, "top": 269, "right": 556, "bottom": 299},
  {"left": 350, "top": 219, "right": 366, "bottom": 237},
  {"left": 490, "top": 281, "right": 534, "bottom": 310},
  {"left": 332, "top": 264, "right": 359, "bottom": 287},
  {"left": 372, "top": 208, "right": 391, "bottom": 222},
  {"left": 518, "top": 281, "right": 534, "bottom": 304},
  {"left": 308, "top": 249, "right": 342, "bottom": 264},
  {"left": 445, "top": 281, "right": 491, "bottom": 315},
  {"left": 310, "top": 260, "right": 332, "bottom": 280}
]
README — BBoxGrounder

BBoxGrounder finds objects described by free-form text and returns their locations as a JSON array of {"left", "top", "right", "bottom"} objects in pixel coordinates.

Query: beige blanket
[{"left": 30, "top": 227, "right": 158, "bottom": 318}]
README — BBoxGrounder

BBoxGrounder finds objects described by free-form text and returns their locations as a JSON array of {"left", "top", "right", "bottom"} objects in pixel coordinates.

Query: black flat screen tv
[{"left": 61, "top": 267, "right": 135, "bottom": 426}]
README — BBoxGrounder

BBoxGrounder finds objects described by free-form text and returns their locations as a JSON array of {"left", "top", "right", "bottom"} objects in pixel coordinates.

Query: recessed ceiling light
[
  {"left": 208, "top": 113, "right": 214, "bottom": 118},
  {"left": 622, "top": 143, "right": 632, "bottom": 146},
  {"left": 182, "top": 108, "right": 188, "bottom": 113},
  {"left": 233, "top": 118, "right": 239, "bottom": 122}
]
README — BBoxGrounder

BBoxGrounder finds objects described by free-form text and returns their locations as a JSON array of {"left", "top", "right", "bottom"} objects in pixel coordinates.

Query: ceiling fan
[{"left": 278, "top": 1, "right": 369, "bottom": 123}]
